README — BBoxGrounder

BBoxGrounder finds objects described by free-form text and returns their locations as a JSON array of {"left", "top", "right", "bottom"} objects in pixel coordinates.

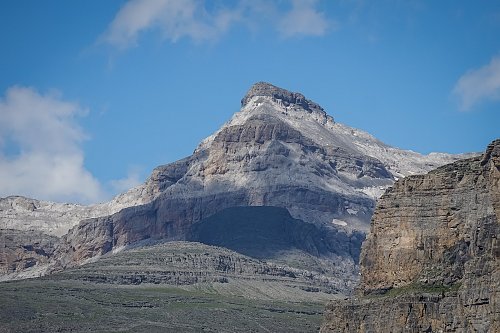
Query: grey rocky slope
[
  {"left": 321, "top": 139, "right": 499, "bottom": 332},
  {"left": 0, "top": 171, "right": 166, "bottom": 237},
  {"left": 54, "top": 241, "right": 344, "bottom": 300},
  {"left": 0, "top": 82, "right": 470, "bottom": 237},
  {"left": 0, "top": 229, "right": 58, "bottom": 277},
  {"left": 0, "top": 175, "right": 166, "bottom": 280},
  {"left": 1, "top": 82, "right": 472, "bottom": 285}
]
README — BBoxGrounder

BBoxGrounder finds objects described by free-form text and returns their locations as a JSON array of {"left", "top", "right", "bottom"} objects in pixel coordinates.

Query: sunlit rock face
[
  {"left": 321, "top": 139, "right": 500, "bottom": 332},
  {"left": 1, "top": 82, "right": 470, "bottom": 289}
]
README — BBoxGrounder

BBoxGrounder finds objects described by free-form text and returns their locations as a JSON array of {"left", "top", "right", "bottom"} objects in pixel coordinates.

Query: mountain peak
[{"left": 241, "top": 82, "right": 325, "bottom": 114}]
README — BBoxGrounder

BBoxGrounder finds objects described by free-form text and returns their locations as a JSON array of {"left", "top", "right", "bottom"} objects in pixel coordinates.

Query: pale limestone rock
[{"left": 1, "top": 82, "right": 472, "bottom": 284}]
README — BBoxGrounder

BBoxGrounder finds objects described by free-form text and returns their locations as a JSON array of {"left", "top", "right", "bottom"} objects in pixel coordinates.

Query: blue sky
[{"left": 0, "top": 0, "right": 499, "bottom": 204}]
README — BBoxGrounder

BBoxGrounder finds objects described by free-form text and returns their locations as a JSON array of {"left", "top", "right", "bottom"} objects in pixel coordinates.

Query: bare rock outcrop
[
  {"left": 321, "top": 139, "right": 500, "bottom": 332},
  {"left": 1, "top": 82, "right": 472, "bottom": 282},
  {"left": 0, "top": 229, "right": 58, "bottom": 277},
  {"left": 52, "top": 90, "right": 394, "bottom": 289},
  {"left": 241, "top": 81, "right": 326, "bottom": 115}
]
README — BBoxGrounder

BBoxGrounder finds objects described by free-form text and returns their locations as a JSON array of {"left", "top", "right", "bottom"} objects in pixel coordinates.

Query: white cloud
[
  {"left": 100, "top": 0, "right": 242, "bottom": 48},
  {"left": 0, "top": 86, "right": 104, "bottom": 203},
  {"left": 278, "top": 0, "right": 331, "bottom": 38},
  {"left": 453, "top": 55, "right": 500, "bottom": 111},
  {"left": 0, "top": 86, "right": 141, "bottom": 204},
  {"left": 109, "top": 168, "right": 143, "bottom": 194},
  {"left": 100, "top": 0, "right": 332, "bottom": 49}
]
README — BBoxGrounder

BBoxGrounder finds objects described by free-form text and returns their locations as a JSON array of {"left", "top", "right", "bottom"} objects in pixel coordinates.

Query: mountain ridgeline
[
  {"left": 1, "top": 82, "right": 493, "bottom": 332},
  {"left": 1, "top": 82, "right": 469, "bottom": 291}
]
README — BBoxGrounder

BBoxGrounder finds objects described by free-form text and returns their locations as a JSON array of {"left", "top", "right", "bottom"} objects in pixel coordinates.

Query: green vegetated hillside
[{"left": 0, "top": 241, "right": 338, "bottom": 333}]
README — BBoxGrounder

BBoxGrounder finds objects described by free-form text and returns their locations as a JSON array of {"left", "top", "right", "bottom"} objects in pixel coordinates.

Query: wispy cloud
[
  {"left": 109, "top": 167, "right": 143, "bottom": 194},
  {"left": 100, "top": 0, "right": 242, "bottom": 48},
  {"left": 100, "top": 0, "right": 333, "bottom": 49},
  {"left": 0, "top": 86, "right": 142, "bottom": 204},
  {"left": 453, "top": 55, "right": 500, "bottom": 111},
  {"left": 278, "top": 0, "right": 331, "bottom": 38}
]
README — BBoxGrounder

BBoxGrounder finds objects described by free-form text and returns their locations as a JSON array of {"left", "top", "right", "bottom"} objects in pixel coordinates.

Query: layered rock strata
[
  {"left": 54, "top": 241, "right": 343, "bottom": 297},
  {"left": 1, "top": 82, "right": 471, "bottom": 282},
  {"left": 321, "top": 139, "right": 500, "bottom": 332}
]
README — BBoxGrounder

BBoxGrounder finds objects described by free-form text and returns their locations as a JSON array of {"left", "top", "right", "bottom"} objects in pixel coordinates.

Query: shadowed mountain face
[
  {"left": 192, "top": 207, "right": 364, "bottom": 261},
  {"left": 190, "top": 206, "right": 363, "bottom": 264},
  {"left": 1, "top": 82, "right": 471, "bottom": 286}
]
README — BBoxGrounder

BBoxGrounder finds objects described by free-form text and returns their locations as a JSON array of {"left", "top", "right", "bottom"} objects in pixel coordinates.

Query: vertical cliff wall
[{"left": 321, "top": 139, "right": 500, "bottom": 332}]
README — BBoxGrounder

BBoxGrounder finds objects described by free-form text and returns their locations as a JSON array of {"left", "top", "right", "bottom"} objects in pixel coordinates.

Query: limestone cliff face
[
  {"left": 51, "top": 83, "right": 473, "bottom": 292},
  {"left": 0, "top": 229, "right": 58, "bottom": 277},
  {"left": 321, "top": 139, "right": 500, "bottom": 332},
  {"left": 0, "top": 172, "right": 169, "bottom": 238},
  {"left": 1, "top": 82, "right": 470, "bottom": 281},
  {"left": 51, "top": 83, "right": 394, "bottom": 289}
]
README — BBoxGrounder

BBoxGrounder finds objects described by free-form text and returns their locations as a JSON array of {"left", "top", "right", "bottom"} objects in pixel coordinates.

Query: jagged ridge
[{"left": 241, "top": 82, "right": 326, "bottom": 115}]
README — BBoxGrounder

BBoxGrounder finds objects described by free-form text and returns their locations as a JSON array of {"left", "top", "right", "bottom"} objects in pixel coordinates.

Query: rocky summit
[
  {"left": 321, "top": 139, "right": 500, "bottom": 332},
  {"left": 0, "top": 82, "right": 488, "bottom": 332},
  {"left": 1, "top": 82, "right": 470, "bottom": 290}
]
